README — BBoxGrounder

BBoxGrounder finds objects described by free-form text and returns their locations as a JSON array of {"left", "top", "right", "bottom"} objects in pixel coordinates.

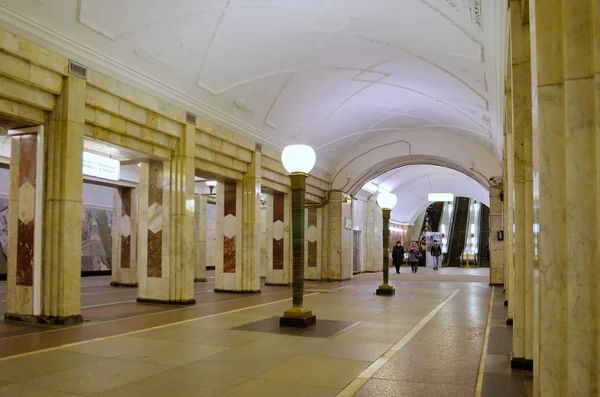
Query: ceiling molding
[{"left": 0, "top": 5, "right": 333, "bottom": 176}]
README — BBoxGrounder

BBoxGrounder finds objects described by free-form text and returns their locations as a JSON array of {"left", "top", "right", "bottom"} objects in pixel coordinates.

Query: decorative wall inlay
[
  {"left": 16, "top": 136, "right": 36, "bottom": 286},
  {"left": 120, "top": 188, "right": 132, "bottom": 269},
  {"left": 223, "top": 182, "right": 237, "bottom": 273},
  {"left": 272, "top": 194, "right": 284, "bottom": 270},
  {"left": 307, "top": 207, "right": 318, "bottom": 268},
  {"left": 147, "top": 161, "right": 164, "bottom": 278},
  {"left": 82, "top": 207, "right": 112, "bottom": 271}
]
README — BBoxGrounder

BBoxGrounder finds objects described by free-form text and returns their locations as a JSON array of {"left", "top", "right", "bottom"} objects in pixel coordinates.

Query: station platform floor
[{"left": 0, "top": 267, "right": 531, "bottom": 396}]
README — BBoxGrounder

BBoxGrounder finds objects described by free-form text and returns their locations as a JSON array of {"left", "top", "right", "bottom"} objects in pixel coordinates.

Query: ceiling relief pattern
[
  {"left": 445, "top": 0, "right": 483, "bottom": 29},
  {"left": 2, "top": 0, "right": 503, "bottom": 171}
]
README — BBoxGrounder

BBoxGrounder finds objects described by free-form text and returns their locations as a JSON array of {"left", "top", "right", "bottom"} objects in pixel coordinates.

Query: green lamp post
[
  {"left": 376, "top": 192, "right": 397, "bottom": 296},
  {"left": 279, "top": 144, "right": 317, "bottom": 327}
]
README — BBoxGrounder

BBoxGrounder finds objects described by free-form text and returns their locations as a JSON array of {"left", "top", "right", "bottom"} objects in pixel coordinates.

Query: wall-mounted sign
[{"left": 82, "top": 152, "right": 120, "bottom": 181}]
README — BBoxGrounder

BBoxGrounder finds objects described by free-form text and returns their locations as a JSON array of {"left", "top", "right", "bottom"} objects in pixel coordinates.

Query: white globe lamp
[
  {"left": 281, "top": 145, "right": 316, "bottom": 174},
  {"left": 376, "top": 192, "right": 398, "bottom": 210}
]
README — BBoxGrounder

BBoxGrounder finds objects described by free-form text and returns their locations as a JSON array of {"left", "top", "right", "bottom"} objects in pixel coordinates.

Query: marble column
[
  {"left": 194, "top": 194, "right": 207, "bottom": 282},
  {"left": 111, "top": 187, "right": 138, "bottom": 287},
  {"left": 305, "top": 206, "right": 321, "bottom": 280},
  {"left": 489, "top": 186, "right": 504, "bottom": 285},
  {"left": 137, "top": 123, "right": 195, "bottom": 304},
  {"left": 266, "top": 193, "right": 290, "bottom": 285},
  {"left": 5, "top": 129, "right": 44, "bottom": 321},
  {"left": 240, "top": 152, "right": 261, "bottom": 292},
  {"left": 510, "top": 0, "right": 534, "bottom": 367},
  {"left": 6, "top": 76, "right": 87, "bottom": 324},
  {"left": 325, "top": 191, "right": 353, "bottom": 280},
  {"left": 363, "top": 195, "right": 382, "bottom": 272},
  {"left": 530, "top": 0, "right": 599, "bottom": 395}
]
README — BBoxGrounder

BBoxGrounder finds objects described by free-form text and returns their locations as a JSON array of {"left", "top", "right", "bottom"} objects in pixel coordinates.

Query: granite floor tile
[
  {"left": 354, "top": 378, "right": 473, "bottom": 397},
  {"left": 137, "top": 326, "right": 269, "bottom": 347},
  {"left": 0, "top": 384, "right": 84, "bottom": 397},
  {"left": 232, "top": 316, "right": 357, "bottom": 338},
  {"left": 182, "top": 313, "right": 271, "bottom": 329},
  {"left": 333, "top": 322, "right": 414, "bottom": 344},
  {"left": 303, "top": 339, "right": 392, "bottom": 362},
  {"left": 486, "top": 326, "right": 514, "bottom": 355},
  {"left": 96, "top": 367, "right": 248, "bottom": 397},
  {"left": 242, "top": 334, "right": 328, "bottom": 355},
  {"left": 23, "top": 358, "right": 170, "bottom": 396},
  {"left": 116, "top": 340, "right": 228, "bottom": 366},
  {"left": 63, "top": 336, "right": 169, "bottom": 358},
  {"left": 179, "top": 352, "right": 295, "bottom": 378},
  {"left": 218, "top": 379, "right": 339, "bottom": 397},
  {"left": 0, "top": 350, "right": 104, "bottom": 382},
  {"left": 481, "top": 373, "right": 528, "bottom": 397},
  {"left": 484, "top": 353, "right": 513, "bottom": 374},
  {"left": 258, "top": 355, "right": 371, "bottom": 389}
]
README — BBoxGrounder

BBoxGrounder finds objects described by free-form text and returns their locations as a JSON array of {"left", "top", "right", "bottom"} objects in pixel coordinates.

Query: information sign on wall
[{"left": 82, "top": 152, "right": 120, "bottom": 181}]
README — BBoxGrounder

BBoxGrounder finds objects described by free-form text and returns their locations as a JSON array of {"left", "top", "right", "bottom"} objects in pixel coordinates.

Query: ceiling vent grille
[
  {"left": 185, "top": 112, "right": 197, "bottom": 125},
  {"left": 68, "top": 60, "right": 88, "bottom": 80},
  {"left": 255, "top": 143, "right": 262, "bottom": 153}
]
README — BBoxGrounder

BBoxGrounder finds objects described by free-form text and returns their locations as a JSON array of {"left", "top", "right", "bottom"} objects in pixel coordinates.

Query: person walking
[
  {"left": 431, "top": 239, "right": 442, "bottom": 271},
  {"left": 392, "top": 241, "right": 404, "bottom": 274},
  {"left": 407, "top": 240, "right": 420, "bottom": 273}
]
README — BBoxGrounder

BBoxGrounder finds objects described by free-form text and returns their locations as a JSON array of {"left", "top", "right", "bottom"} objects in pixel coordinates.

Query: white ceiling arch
[
  {"left": 364, "top": 164, "right": 489, "bottom": 223},
  {"left": 0, "top": 0, "right": 508, "bottom": 173}
]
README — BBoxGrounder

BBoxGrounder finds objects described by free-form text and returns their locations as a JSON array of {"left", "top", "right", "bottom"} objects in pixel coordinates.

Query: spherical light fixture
[
  {"left": 376, "top": 192, "right": 397, "bottom": 210},
  {"left": 205, "top": 180, "right": 217, "bottom": 194},
  {"left": 281, "top": 145, "right": 316, "bottom": 174}
]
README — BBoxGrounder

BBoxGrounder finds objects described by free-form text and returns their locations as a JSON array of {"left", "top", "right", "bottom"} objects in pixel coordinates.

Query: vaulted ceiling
[
  {"left": 366, "top": 164, "right": 489, "bottom": 223},
  {"left": 0, "top": 0, "right": 507, "bottom": 176}
]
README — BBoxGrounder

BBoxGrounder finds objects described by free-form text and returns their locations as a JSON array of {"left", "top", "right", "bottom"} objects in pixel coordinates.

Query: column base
[
  {"left": 194, "top": 278, "right": 207, "bottom": 283},
  {"left": 376, "top": 284, "right": 395, "bottom": 296},
  {"left": 506, "top": 318, "right": 513, "bottom": 326},
  {"left": 214, "top": 289, "right": 261, "bottom": 294},
  {"left": 110, "top": 282, "right": 138, "bottom": 288},
  {"left": 280, "top": 315, "right": 316, "bottom": 328},
  {"left": 265, "top": 282, "right": 290, "bottom": 286},
  {"left": 280, "top": 307, "right": 316, "bottom": 328},
  {"left": 511, "top": 357, "right": 533, "bottom": 371},
  {"left": 4, "top": 313, "right": 84, "bottom": 325},
  {"left": 504, "top": 300, "right": 508, "bottom": 306},
  {"left": 136, "top": 298, "right": 196, "bottom": 305}
]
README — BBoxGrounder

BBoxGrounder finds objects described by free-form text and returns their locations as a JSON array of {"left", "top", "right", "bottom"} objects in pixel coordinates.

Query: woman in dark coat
[{"left": 392, "top": 241, "right": 405, "bottom": 274}]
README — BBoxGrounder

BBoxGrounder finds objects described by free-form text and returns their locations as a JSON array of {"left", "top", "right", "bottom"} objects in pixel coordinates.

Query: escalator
[
  {"left": 430, "top": 202, "right": 444, "bottom": 232},
  {"left": 478, "top": 205, "right": 490, "bottom": 267},
  {"left": 419, "top": 202, "right": 444, "bottom": 232},
  {"left": 446, "top": 197, "right": 470, "bottom": 267}
]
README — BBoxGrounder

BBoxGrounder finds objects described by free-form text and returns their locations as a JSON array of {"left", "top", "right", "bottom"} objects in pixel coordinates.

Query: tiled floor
[
  {"left": 0, "top": 267, "right": 498, "bottom": 396},
  {"left": 480, "top": 288, "right": 532, "bottom": 397}
]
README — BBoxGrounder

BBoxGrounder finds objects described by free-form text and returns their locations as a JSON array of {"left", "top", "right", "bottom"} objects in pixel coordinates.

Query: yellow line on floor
[
  {"left": 335, "top": 288, "right": 461, "bottom": 397},
  {"left": 0, "top": 292, "right": 320, "bottom": 361},
  {"left": 475, "top": 286, "right": 495, "bottom": 396}
]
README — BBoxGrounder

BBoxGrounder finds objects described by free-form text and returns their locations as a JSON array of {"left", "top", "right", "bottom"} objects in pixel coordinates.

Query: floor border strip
[
  {"left": 475, "top": 285, "right": 495, "bottom": 396},
  {"left": 335, "top": 288, "right": 461, "bottom": 397}
]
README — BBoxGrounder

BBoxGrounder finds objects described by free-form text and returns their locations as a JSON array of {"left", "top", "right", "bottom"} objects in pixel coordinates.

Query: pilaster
[
  {"left": 240, "top": 152, "right": 261, "bottom": 292},
  {"left": 489, "top": 186, "right": 504, "bottom": 285}
]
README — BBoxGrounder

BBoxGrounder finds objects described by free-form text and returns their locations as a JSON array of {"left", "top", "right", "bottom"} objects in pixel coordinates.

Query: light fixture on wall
[
  {"left": 280, "top": 144, "right": 317, "bottom": 328},
  {"left": 205, "top": 180, "right": 217, "bottom": 194},
  {"left": 428, "top": 193, "right": 454, "bottom": 202},
  {"left": 376, "top": 192, "right": 397, "bottom": 296}
]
